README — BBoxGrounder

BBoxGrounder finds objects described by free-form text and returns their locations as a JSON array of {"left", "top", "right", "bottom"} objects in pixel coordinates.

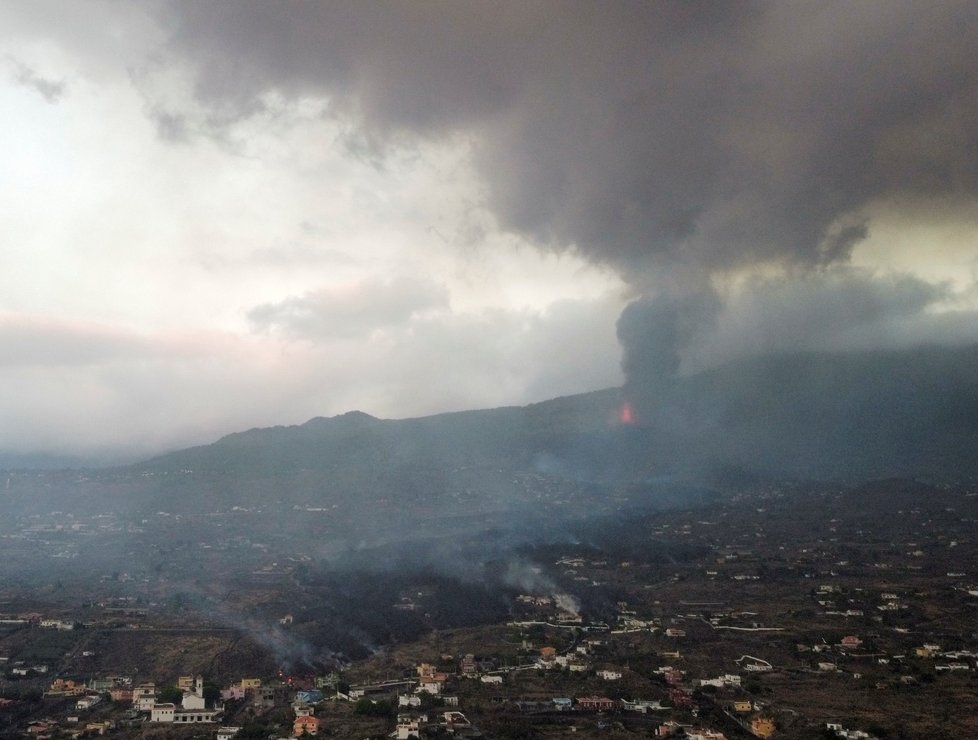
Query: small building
[
  {"left": 418, "top": 676, "right": 443, "bottom": 695},
  {"left": 252, "top": 685, "right": 290, "bottom": 709},
  {"left": 396, "top": 713, "right": 426, "bottom": 739},
  {"left": 442, "top": 711, "right": 471, "bottom": 727},
  {"left": 552, "top": 697, "right": 573, "bottom": 711},
  {"left": 110, "top": 688, "right": 132, "bottom": 702},
  {"left": 133, "top": 683, "right": 157, "bottom": 711},
  {"left": 216, "top": 727, "right": 241, "bottom": 740},
  {"left": 76, "top": 695, "right": 102, "bottom": 710},
  {"left": 296, "top": 689, "right": 324, "bottom": 704},
  {"left": 576, "top": 696, "right": 616, "bottom": 712},
  {"left": 48, "top": 679, "right": 86, "bottom": 696},
  {"left": 150, "top": 703, "right": 176, "bottom": 723},
  {"left": 752, "top": 717, "right": 776, "bottom": 738},
  {"left": 293, "top": 715, "right": 320, "bottom": 736},
  {"left": 686, "top": 730, "right": 726, "bottom": 740},
  {"left": 700, "top": 675, "right": 740, "bottom": 688},
  {"left": 151, "top": 702, "right": 219, "bottom": 724},
  {"left": 737, "top": 656, "right": 773, "bottom": 672},
  {"left": 657, "top": 721, "right": 689, "bottom": 737},
  {"left": 621, "top": 699, "right": 664, "bottom": 713}
]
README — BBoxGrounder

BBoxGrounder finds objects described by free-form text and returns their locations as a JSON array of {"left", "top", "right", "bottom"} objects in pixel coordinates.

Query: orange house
[
  {"left": 294, "top": 715, "right": 320, "bottom": 736},
  {"left": 751, "top": 717, "right": 776, "bottom": 738}
]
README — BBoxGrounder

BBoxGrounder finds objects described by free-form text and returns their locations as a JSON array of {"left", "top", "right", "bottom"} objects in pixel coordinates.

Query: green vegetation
[
  {"left": 354, "top": 698, "right": 393, "bottom": 717},
  {"left": 157, "top": 686, "right": 183, "bottom": 704}
]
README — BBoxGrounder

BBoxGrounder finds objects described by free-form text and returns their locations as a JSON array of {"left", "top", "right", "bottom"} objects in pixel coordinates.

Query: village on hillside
[{"left": 4, "top": 479, "right": 978, "bottom": 737}]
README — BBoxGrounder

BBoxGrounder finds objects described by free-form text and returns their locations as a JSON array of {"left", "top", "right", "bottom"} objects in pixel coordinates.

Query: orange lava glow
[{"left": 619, "top": 402, "right": 634, "bottom": 425}]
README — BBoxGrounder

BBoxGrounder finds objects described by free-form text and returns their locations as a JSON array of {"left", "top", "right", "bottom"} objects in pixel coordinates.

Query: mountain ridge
[{"left": 131, "top": 344, "right": 978, "bottom": 485}]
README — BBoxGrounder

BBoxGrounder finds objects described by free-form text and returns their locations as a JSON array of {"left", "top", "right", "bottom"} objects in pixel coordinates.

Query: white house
[
  {"left": 150, "top": 701, "right": 218, "bottom": 724},
  {"left": 39, "top": 619, "right": 74, "bottom": 631},
  {"left": 621, "top": 699, "right": 664, "bottom": 713},
  {"left": 76, "top": 695, "right": 102, "bottom": 710},
  {"left": 133, "top": 683, "right": 157, "bottom": 712},
  {"left": 395, "top": 713, "right": 427, "bottom": 739},
  {"left": 699, "top": 674, "right": 741, "bottom": 688},
  {"left": 151, "top": 703, "right": 176, "bottom": 723}
]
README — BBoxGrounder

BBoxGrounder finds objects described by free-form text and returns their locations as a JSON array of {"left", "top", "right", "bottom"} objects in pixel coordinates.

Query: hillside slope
[{"left": 136, "top": 344, "right": 978, "bottom": 494}]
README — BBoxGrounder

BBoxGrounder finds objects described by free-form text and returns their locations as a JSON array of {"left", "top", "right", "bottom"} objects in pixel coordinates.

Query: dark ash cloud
[
  {"left": 154, "top": 1, "right": 978, "bottom": 408},
  {"left": 159, "top": 1, "right": 978, "bottom": 276},
  {"left": 617, "top": 289, "right": 721, "bottom": 387}
]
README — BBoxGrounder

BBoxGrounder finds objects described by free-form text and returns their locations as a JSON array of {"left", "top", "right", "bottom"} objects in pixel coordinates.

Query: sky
[{"left": 1, "top": 1, "right": 977, "bottom": 461}]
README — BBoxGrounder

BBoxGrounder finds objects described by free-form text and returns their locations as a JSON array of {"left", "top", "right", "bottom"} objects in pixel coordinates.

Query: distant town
[{"left": 3, "top": 476, "right": 978, "bottom": 738}]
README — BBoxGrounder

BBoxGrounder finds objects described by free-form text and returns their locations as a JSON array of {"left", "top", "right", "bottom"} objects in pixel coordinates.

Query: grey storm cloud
[
  {"left": 157, "top": 1, "right": 978, "bottom": 391},
  {"left": 160, "top": 1, "right": 978, "bottom": 275},
  {"left": 248, "top": 277, "right": 449, "bottom": 339}
]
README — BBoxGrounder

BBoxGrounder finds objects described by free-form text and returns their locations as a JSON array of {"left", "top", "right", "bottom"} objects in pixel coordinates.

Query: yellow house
[
  {"left": 177, "top": 675, "right": 194, "bottom": 691},
  {"left": 732, "top": 700, "right": 753, "bottom": 713},
  {"left": 48, "top": 678, "right": 86, "bottom": 696},
  {"left": 751, "top": 717, "right": 776, "bottom": 738},
  {"left": 240, "top": 678, "right": 262, "bottom": 691}
]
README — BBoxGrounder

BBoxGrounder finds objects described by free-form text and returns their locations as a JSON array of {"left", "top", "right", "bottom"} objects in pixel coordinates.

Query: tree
[
  {"left": 354, "top": 698, "right": 392, "bottom": 717},
  {"left": 158, "top": 686, "right": 183, "bottom": 704}
]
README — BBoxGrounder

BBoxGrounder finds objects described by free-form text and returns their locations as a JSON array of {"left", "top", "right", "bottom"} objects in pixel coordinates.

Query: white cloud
[{"left": 248, "top": 277, "right": 450, "bottom": 339}]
